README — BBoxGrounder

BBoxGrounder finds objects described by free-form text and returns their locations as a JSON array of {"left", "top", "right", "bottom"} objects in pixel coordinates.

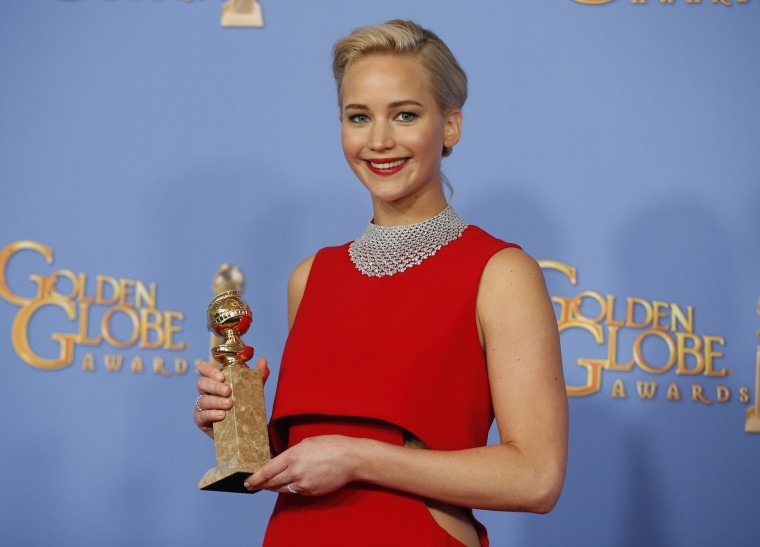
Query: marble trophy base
[
  {"left": 199, "top": 365, "right": 270, "bottom": 493},
  {"left": 746, "top": 405, "right": 760, "bottom": 433}
]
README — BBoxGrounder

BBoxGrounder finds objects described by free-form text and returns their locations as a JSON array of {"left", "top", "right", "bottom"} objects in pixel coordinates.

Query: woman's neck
[{"left": 370, "top": 191, "right": 449, "bottom": 227}]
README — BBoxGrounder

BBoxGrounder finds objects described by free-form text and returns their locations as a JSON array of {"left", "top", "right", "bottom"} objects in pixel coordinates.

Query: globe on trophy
[{"left": 199, "top": 289, "right": 270, "bottom": 493}]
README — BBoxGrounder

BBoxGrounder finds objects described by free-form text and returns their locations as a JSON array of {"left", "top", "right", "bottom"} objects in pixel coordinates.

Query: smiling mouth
[{"left": 366, "top": 158, "right": 408, "bottom": 175}]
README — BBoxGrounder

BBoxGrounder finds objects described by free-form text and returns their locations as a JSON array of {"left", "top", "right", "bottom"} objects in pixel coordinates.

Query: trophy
[
  {"left": 221, "top": 0, "right": 264, "bottom": 28},
  {"left": 199, "top": 288, "right": 270, "bottom": 493},
  {"left": 747, "top": 300, "right": 760, "bottom": 434},
  {"left": 746, "top": 346, "right": 760, "bottom": 433}
]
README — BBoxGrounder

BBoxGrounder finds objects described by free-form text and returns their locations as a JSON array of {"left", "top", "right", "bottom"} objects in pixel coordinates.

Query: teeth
[{"left": 370, "top": 159, "right": 405, "bottom": 169}]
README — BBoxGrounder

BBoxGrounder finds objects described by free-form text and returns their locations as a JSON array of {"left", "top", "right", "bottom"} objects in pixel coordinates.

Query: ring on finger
[
  {"left": 286, "top": 483, "right": 298, "bottom": 495},
  {"left": 195, "top": 394, "right": 204, "bottom": 412}
]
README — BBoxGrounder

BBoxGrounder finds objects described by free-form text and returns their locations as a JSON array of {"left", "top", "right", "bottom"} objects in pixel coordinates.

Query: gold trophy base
[
  {"left": 199, "top": 365, "right": 270, "bottom": 493},
  {"left": 746, "top": 406, "right": 760, "bottom": 434}
]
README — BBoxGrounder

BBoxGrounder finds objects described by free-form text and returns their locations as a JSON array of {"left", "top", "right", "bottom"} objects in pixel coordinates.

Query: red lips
[{"left": 365, "top": 158, "right": 408, "bottom": 176}]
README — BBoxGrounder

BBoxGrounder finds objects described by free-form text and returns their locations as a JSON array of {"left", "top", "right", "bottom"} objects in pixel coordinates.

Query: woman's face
[{"left": 340, "top": 54, "right": 461, "bottom": 211}]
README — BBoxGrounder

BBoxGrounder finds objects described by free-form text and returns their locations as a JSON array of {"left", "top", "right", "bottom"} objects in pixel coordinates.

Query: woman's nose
[{"left": 369, "top": 121, "right": 394, "bottom": 151}]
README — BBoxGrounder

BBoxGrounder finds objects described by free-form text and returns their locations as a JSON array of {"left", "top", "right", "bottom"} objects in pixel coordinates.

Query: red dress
[{"left": 265, "top": 226, "right": 518, "bottom": 546}]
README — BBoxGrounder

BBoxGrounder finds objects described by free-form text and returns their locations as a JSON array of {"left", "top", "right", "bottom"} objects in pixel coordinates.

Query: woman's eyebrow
[{"left": 343, "top": 100, "right": 424, "bottom": 111}]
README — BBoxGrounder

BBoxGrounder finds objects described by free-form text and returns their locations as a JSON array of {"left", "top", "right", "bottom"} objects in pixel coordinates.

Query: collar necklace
[{"left": 348, "top": 205, "right": 468, "bottom": 278}]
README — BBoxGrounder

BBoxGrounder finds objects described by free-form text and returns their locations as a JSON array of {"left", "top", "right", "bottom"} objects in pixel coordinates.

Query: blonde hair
[{"left": 332, "top": 19, "right": 467, "bottom": 158}]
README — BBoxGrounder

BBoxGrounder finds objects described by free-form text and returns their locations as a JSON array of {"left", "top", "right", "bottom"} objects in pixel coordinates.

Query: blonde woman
[{"left": 195, "top": 19, "right": 568, "bottom": 547}]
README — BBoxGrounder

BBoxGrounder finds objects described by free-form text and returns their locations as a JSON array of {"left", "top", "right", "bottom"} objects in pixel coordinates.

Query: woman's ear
[{"left": 443, "top": 109, "right": 463, "bottom": 150}]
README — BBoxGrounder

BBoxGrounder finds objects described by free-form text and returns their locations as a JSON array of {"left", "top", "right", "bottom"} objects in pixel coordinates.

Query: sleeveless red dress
[{"left": 264, "top": 226, "right": 519, "bottom": 546}]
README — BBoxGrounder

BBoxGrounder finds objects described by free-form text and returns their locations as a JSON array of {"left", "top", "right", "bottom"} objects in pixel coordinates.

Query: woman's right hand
[{"left": 193, "top": 356, "right": 269, "bottom": 439}]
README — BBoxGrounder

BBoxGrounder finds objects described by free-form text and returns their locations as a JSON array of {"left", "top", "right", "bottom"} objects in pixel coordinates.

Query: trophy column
[{"left": 199, "top": 290, "right": 270, "bottom": 493}]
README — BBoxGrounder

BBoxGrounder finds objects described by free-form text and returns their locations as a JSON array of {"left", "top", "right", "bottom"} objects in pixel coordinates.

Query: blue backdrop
[{"left": 1, "top": 1, "right": 758, "bottom": 546}]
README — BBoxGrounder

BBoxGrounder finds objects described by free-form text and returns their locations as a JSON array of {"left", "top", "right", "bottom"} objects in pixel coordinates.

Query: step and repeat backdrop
[{"left": 1, "top": 1, "right": 758, "bottom": 546}]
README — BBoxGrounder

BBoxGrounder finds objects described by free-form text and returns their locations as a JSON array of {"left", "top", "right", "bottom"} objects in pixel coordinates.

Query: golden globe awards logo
[
  {"left": 0, "top": 240, "right": 189, "bottom": 376},
  {"left": 542, "top": 261, "right": 754, "bottom": 430}
]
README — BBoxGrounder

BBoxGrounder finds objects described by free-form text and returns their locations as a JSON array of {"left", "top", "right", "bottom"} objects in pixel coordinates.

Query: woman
[{"left": 194, "top": 19, "right": 568, "bottom": 547}]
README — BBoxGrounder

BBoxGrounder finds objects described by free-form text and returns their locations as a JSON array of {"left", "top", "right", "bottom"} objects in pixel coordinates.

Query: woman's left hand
[{"left": 244, "top": 435, "right": 361, "bottom": 496}]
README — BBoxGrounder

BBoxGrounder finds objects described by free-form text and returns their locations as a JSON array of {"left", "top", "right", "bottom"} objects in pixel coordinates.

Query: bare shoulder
[
  {"left": 288, "top": 254, "right": 316, "bottom": 292},
  {"left": 479, "top": 247, "right": 549, "bottom": 300},
  {"left": 476, "top": 246, "right": 558, "bottom": 353},
  {"left": 287, "top": 254, "right": 316, "bottom": 329}
]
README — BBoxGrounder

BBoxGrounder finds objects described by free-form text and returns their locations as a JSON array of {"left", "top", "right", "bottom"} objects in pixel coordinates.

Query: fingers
[
  {"left": 194, "top": 360, "right": 233, "bottom": 437},
  {"left": 245, "top": 478, "right": 299, "bottom": 495},
  {"left": 193, "top": 392, "right": 230, "bottom": 421},
  {"left": 195, "top": 392, "right": 233, "bottom": 413},
  {"left": 194, "top": 356, "right": 270, "bottom": 439},
  {"left": 197, "top": 360, "right": 225, "bottom": 383},
  {"left": 255, "top": 356, "right": 270, "bottom": 384},
  {"left": 244, "top": 454, "right": 289, "bottom": 492},
  {"left": 193, "top": 395, "right": 232, "bottom": 439},
  {"left": 197, "top": 375, "right": 231, "bottom": 398},
  {"left": 196, "top": 360, "right": 231, "bottom": 398}
]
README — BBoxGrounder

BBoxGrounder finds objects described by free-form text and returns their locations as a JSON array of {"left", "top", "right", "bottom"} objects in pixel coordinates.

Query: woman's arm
[
  {"left": 246, "top": 248, "right": 568, "bottom": 513},
  {"left": 287, "top": 254, "right": 315, "bottom": 329}
]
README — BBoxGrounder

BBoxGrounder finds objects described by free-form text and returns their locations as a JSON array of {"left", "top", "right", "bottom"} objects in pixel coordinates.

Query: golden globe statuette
[
  {"left": 199, "top": 290, "right": 270, "bottom": 493},
  {"left": 221, "top": 0, "right": 264, "bottom": 28},
  {"left": 747, "top": 299, "right": 760, "bottom": 434},
  {"left": 746, "top": 346, "right": 760, "bottom": 433}
]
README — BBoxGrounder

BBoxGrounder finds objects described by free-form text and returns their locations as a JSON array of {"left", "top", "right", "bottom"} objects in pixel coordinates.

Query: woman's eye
[
  {"left": 349, "top": 114, "right": 369, "bottom": 123},
  {"left": 397, "top": 112, "right": 417, "bottom": 122}
]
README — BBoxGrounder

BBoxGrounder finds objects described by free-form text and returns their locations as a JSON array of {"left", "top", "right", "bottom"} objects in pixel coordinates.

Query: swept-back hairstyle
[{"left": 332, "top": 19, "right": 468, "bottom": 158}]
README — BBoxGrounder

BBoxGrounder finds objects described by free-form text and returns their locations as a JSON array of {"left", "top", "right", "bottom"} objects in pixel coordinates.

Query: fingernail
[{"left": 243, "top": 482, "right": 251, "bottom": 490}]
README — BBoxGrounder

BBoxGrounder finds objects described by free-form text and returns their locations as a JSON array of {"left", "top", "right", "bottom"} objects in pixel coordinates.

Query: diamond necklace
[{"left": 348, "top": 205, "right": 468, "bottom": 278}]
